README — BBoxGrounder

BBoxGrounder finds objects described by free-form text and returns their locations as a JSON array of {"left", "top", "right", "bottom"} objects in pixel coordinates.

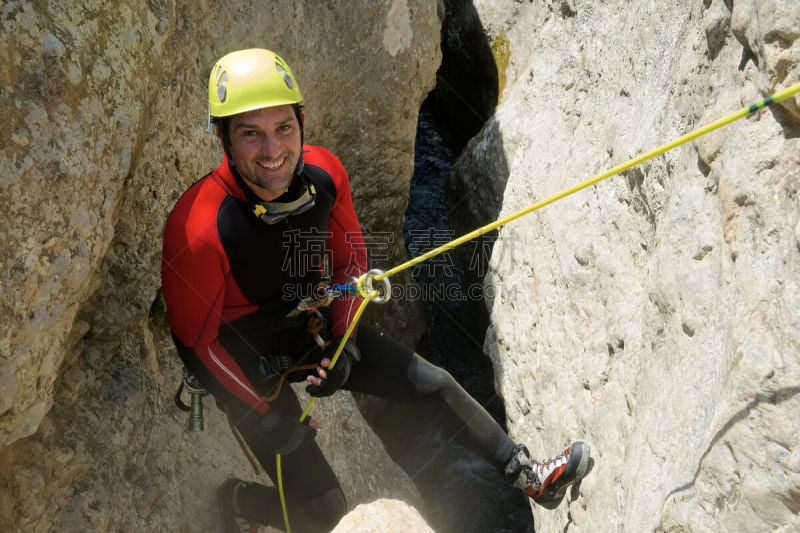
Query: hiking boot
[
  {"left": 505, "top": 441, "right": 591, "bottom": 508},
  {"left": 218, "top": 478, "right": 259, "bottom": 533}
]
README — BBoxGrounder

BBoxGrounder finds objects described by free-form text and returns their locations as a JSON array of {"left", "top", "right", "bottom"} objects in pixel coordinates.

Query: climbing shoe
[
  {"left": 218, "top": 478, "right": 258, "bottom": 533},
  {"left": 505, "top": 441, "right": 591, "bottom": 508}
]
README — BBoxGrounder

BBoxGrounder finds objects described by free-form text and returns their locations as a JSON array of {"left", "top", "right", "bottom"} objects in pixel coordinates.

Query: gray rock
[
  {"left": 454, "top": 0, "right": 800, "bottom": 530},
  {"left": 3, "top": 0, "right": 798, "bottom": 530},
  {"left": 332, "top": 498, "right": 434, "bottom": 532},
  {"left": 0, "top": 0, "right": 438, "bottom": 530}
]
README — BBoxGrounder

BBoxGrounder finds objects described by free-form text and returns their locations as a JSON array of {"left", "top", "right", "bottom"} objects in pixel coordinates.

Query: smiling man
[
  {"left": 161, "top": 48, "right": 591, "bottom": 532},
  {"left": 224, "top": 106, "right": 301, "bottom": 199}
]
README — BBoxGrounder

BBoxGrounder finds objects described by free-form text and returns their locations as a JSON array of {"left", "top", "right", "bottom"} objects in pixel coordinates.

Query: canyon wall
[
  {"left": 4, "top": 0, "right": 798, "bottom": 530},
  {"left": 451, "top": 0, "right": 800, "bottom": 530},
  {"left": 0, "top": 1, "right": 439, "bottom": 529}
]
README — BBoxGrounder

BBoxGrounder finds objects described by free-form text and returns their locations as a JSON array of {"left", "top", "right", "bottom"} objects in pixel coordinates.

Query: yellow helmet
[{"left": 208, "top": 48, "right": 303, "bottom": 120}]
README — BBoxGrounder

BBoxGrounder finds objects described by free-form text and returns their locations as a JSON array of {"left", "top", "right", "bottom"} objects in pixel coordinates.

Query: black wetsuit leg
[
  {"left": 227, "top": 323, "right": 514, "bottom": 531},
  {"left": 346, "top": 324, "right": 516, "bottom": 469},
  {"left": 228, "top": 386, "right": 346, "bottom": 532}
]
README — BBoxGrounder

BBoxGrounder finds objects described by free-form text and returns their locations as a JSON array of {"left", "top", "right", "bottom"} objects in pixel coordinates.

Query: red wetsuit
[
  {"left": 161, "top": 145, "right": 366, "bottom": 416},
  {"left": 162, "top": 144, "right": 514, "bottom": 531}
]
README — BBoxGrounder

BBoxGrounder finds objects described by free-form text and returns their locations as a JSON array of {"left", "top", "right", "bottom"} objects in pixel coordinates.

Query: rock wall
[
  {"left": 6, "top": 0, "right": 798, "bottom": 530},
  {"left": 452, "top": 0, "right": 800, "bottom": 530},
  {"left": 332, "top": 499, "right": 434, "bottom": 532},
  {"left": 0, "top": 0, "right": 439, "bottom": 530}
]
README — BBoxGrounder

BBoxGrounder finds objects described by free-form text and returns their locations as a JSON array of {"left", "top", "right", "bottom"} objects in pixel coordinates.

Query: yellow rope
[
  {"left": 299, "top": 292, "right": 378, "bottom": 422},
  {"left": 374, "top": 81, "right": 800, "bottom": 282},
  {"left": 278, "top": 292, "right": 377, "bottom": 533},
  {"left": 277, "top": 451, "right": 288, "bottom": 531},
  {"left": 275, "top": 80, "right": 799, "bottom": 532}
]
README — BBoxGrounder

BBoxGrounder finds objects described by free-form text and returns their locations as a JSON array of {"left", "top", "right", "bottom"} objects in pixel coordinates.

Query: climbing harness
[
  {"left": 287, "top": 256, "right": 362, "bottom": 316},
  {"left": 287, "top": 282, "right": 360, "bottom": 317},
  {"left": 173, "top": 279, "right": 340, "bottom": 430},
  {"left": 275, "top": 81, "right": 800, "bottom": 533},
  {"left": 277, "top": 280, "right": 380, "bottom": 533}
]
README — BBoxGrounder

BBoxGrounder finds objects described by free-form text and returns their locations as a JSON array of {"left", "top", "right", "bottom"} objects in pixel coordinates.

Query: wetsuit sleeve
[
  {"left": 161, "top": 184, "right": 270, "bottom": 415},
  {"left": 323, "top": 153, "right": 367, "bottom": 337}
]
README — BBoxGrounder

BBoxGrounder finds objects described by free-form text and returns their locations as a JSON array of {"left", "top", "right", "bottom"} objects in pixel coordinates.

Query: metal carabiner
[{"left": 358, "top": 269, "right": 391, "bottom": 304}]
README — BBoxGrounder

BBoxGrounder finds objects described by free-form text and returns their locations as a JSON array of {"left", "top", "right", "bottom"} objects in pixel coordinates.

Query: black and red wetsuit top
[{"left": 161, "top": 145, "right": 366, "bottom": 415}]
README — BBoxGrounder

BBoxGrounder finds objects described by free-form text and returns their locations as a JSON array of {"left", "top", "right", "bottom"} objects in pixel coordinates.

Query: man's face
[{"left": 225, "top": 104, "right": 303, "bottom": 201}]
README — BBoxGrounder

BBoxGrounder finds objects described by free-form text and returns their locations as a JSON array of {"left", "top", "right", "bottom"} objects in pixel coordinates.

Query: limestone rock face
[
  {"left": 0, "top": 0, "right": 439, "bottom": 530},
  {"left": 7, "top": 0, "right": 798, "bottom": 530},
  {"left": 0, "top": 0, "right": 438, "bottom": 448},
  {"left": 453, "top": 0, "right": 800, "bottom": 530}
]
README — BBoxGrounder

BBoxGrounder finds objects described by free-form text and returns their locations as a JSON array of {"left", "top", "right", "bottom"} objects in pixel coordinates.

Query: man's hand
[{"left": 305, "top": 336, "right": 360, "bottom": 397}]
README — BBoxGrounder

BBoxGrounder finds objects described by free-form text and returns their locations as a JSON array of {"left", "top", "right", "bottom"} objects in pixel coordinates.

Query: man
[{"left": 161, "top": 48, "right": 590, "bottom": 532}]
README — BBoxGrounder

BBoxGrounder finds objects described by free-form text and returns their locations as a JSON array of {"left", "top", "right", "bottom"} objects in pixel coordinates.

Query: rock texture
[
  {"left": 0, "top": 0, "right": 439, "bottom": 530},
  {"left": 331, "top": 499, "right": 434, "bottom": 533},
  {"left": 5, "top": 0, "right": 799, "bottom": 531},
  {"left": 451, "top": 0, "right": 800, "bottom": 531}
]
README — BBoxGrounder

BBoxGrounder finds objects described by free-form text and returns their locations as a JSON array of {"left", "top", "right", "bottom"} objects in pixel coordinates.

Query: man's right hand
[
  {"left": 257, "top": 411, "right": 317, "bottom": 455},
  {"left": 305, "top": 336, "right": 360, "bottom": 397}
]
